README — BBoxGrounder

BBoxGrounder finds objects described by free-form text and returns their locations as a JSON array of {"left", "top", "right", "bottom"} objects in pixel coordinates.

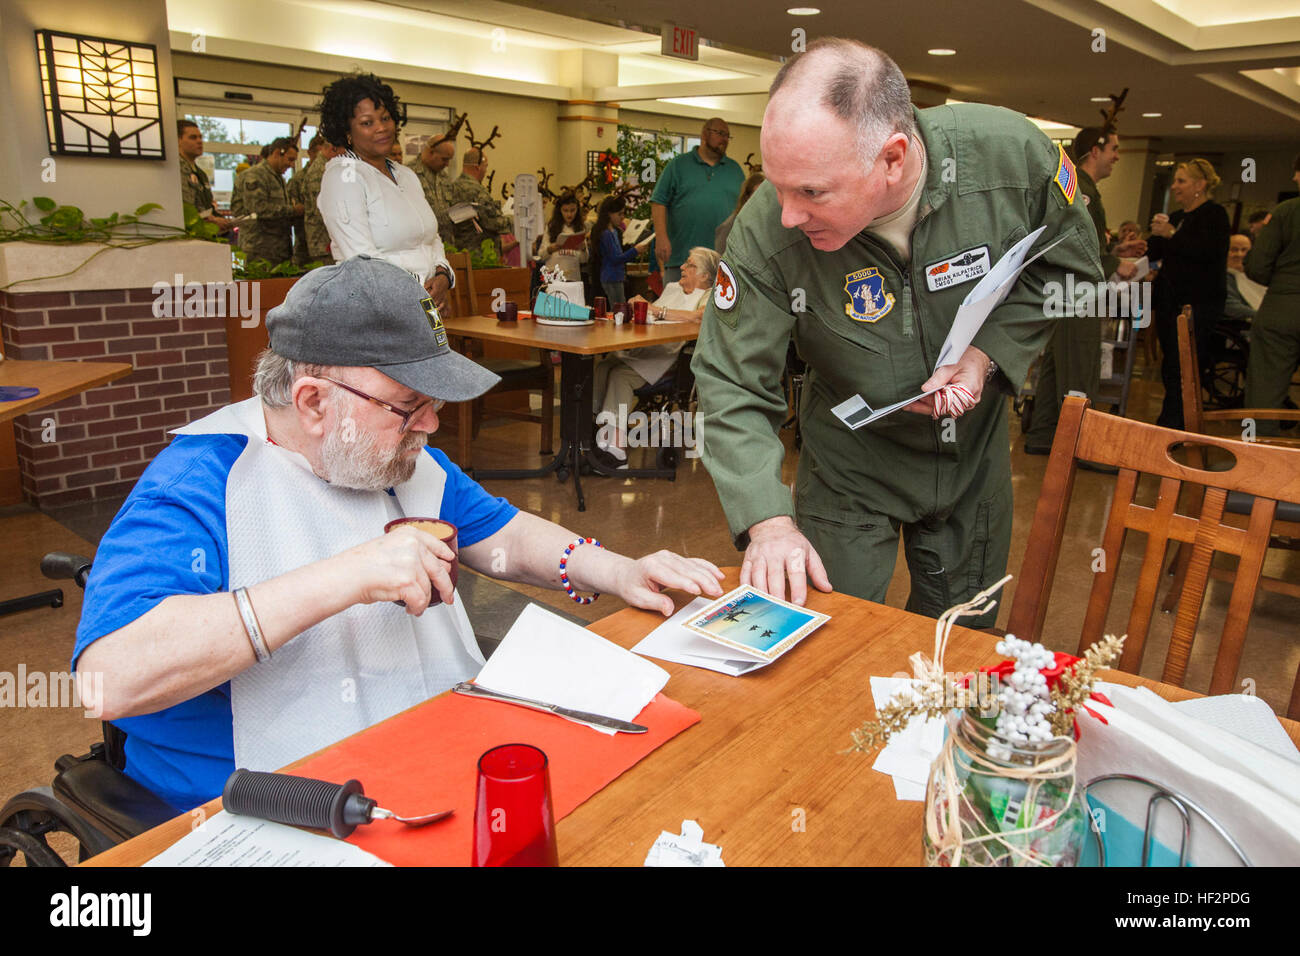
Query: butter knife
[{"left": 452, "top": 681, "right": 648, "bottom": 733}]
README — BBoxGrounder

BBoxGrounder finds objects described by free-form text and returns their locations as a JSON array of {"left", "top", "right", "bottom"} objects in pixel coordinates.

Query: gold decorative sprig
[
  {"left": 848, "top": 680, "right": 980, "bottom": 753},
  {"left": 1048, "top": 633, "right": 1126, "bottom": 736}
]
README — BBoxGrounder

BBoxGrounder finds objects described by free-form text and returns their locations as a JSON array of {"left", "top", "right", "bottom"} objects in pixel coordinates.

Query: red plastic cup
[
  {"left": 494, "top": 300, "right": 518, "bottom": 322},
  {"left": 632, "top": 300, "right": 649, "bottom": 325},
  {"left": 383, "top": 517, "right": 458, "bottom": 602},
  {"left": 592, "top": 296, "right": 607, "bottom": 318},
  {"left": 472, "top": 744, "right": 558, "bottom": 867}
]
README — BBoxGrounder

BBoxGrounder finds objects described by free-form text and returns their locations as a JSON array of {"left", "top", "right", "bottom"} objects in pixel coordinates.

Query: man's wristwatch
[
  {"left": 432, "top": 265, "right": 453, "bottom": 289},
  {"left": 986, "top": 358, "right": 999, "bottom": 381}
]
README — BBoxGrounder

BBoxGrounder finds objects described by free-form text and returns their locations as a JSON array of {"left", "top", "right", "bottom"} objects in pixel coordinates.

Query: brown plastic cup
[
  {"left": 593, "top": 296, "right": 607, "bottom": 318},
  {"left": 632, "top": 300, "right": 649, "bottom": 325},
  {"left": 494, "top": 301, "right": 518, "bottom": 322},
  {"left": 383, "top": 517, "right": 458, "bottom": 602}
]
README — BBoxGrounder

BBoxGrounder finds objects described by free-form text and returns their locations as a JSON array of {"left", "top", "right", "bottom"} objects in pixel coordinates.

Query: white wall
[{"left": 0, "top": 0, "right": 182, "bottom": 227}]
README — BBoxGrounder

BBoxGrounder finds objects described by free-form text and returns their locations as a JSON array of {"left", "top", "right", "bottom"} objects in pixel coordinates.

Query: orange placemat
[{"left": 291, "top": 691, "right": 699, "bottom": 866}]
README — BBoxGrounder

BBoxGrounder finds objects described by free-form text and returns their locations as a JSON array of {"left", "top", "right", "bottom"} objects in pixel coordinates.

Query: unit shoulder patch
[
  {"left": 714, "top": 261, "right": 739, "bottom": 311},
  {"left": 1054, "top": 144, "right": 1077, "bottom": 205}
]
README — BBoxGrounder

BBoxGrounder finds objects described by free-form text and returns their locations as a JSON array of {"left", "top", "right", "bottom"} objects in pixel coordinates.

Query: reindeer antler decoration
[
  {"left": 744, "top": 152, "right": 763, "bottom": 175},
  {"left": 1101, "top": 89, "right": 1128, "bottom": 130},
  {"left": 429, "top": 111, "right": 468, "bottom": 149},
  {"left": 464, "top": 120, "right": 502, "bottom": 155}
]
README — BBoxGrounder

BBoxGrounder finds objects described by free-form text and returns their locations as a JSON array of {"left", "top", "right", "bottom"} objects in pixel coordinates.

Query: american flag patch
[{"left": 1054, "top": 145, "right": 1077, "bottom": 205}]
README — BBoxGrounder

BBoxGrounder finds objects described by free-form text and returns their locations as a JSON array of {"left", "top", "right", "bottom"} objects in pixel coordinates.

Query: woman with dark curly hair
[{"left": 317, "top": 73, "right": 455, "bottom": 312}]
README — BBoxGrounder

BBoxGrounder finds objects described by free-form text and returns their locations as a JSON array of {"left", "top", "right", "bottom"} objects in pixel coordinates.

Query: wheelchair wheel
[
  {"left": 1203, "top": 360, "right": 1246, "bottom": 409},
  {"left": 0, "top": 787, "right": 115, "bottom": 866}
]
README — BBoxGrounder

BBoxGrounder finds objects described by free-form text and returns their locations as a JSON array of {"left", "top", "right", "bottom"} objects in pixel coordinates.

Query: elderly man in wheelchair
[{"left": 0, "top": 257, "right": 724, "bottom": 866}]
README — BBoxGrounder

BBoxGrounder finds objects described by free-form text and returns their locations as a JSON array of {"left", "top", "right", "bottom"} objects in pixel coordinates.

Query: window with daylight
[{"left": 35, "top": 30, "right": 163, "bottom": 159}]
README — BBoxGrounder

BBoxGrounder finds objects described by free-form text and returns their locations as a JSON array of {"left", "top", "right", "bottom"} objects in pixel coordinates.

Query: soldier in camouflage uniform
[
  {"left": 177, "top": 120, "right": 230, "bottom": 231},
  {"left": 295, "top": 142, "right": 343, "bottom": 264},
  {"left": 446, "top": 148, "right": 512, "bottom": 253},
  {"left": 408, "top": 136, "right": 457, "bottom": 248},
  {"left": 236, "top": 137, "right": 302, "bottom": 267},
  {"left": 286, "top": 135, "right": 323, "bottom": 265}
]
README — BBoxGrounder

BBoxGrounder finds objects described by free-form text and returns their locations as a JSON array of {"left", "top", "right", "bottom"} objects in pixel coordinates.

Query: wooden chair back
[
  {"left": 445, "top": 251, "right": 478, "bottom": 317},
  {"left": 1006, "top": 396, "right": 1300, "bottom": 717},
  {"left": 1177, "top": 307, "right": 1300, "bottom": 443}
]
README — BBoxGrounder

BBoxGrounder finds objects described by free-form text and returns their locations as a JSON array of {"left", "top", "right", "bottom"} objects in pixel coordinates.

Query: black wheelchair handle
[
  {"left": 222, "top": 769, "right": 377, "bottom": 839},
  {"left": 41, "top": 552, "right": 93, "bottom": 590}
]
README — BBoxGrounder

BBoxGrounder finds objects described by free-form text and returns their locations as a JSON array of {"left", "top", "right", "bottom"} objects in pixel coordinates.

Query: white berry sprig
[{"left": 989, "top": 635, "right": 1058, "bottom": 759}]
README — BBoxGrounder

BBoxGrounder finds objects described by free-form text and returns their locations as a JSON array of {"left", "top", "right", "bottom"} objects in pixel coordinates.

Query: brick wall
[{"left": 0, "top": 288, "right": 230, "bottom": 508}]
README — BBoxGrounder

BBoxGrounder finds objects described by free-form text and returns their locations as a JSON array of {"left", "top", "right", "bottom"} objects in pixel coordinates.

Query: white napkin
[
  {"left": 473, "top": 603, "right": 670, "bottom": 734},
  {"left": 869, "top": 676, "right": 945, "bottom": 802},
  {"left": 644, "top": 820, "right": 724, "bottom": 867}
]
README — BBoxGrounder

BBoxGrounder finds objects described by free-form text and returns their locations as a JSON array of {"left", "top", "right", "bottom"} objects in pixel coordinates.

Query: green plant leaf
[
  {"left": 33, "top": 196, "right": 56, "bottom": 212},
  {"left": 134, "top": 202, "right": 163, "bottom": 217}
]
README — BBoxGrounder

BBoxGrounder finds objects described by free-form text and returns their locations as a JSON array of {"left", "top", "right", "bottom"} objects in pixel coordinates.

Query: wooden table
[
  {"left": 84, "top": 572, "right": 1300, "bottom": 866},
  {"left": 442, "top": 314, "right": 700, "bottom": 511},
  {"left": 0, "top": 359, "right": 132, "bottom": 616},
  {"left": 0, "top": 359, "right": 132, "bottom": 424}
]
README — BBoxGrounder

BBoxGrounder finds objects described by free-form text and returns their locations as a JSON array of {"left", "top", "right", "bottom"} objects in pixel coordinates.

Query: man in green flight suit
[
  {"left": 1243, "top": 155, "right": 1300, "bottom": 437},
  {"left": 177, "top": 119, "right": 230, "bottom": 233},
  {"left": 409, "top": 135, "right": 457, "bottom": 248},
  {"left": 691, "top": 38, "right": 1101, "bottom": 626},
  {"left": 236, "top": 136, "right": 303, "bottom": 267},
  {"left": 1024, "top": 126, "right": 1146, "bottom": 453}
]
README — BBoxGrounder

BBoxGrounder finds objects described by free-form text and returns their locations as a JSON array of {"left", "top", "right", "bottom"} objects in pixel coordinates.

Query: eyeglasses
[
  {"left": 705, "top": 128, "right": 731, "bottom": 139},
  {"left": 322, "top": 377, "right": 444, "bottom": 433}
]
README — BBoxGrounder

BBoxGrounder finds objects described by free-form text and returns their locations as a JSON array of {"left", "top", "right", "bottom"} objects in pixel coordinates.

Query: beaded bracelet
[{"left": 559, "top": 537, "right": 603, "bottom": 604}]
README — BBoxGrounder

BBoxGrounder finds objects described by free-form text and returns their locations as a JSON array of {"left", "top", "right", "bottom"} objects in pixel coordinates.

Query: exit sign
[{"left": 662, "top": 22, "right": 699, "bottom": 61}]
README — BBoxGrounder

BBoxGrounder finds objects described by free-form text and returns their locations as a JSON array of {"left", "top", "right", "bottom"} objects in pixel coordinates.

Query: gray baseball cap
[{"left": 265, "top": 255, "right": 500, "bottom": 401}]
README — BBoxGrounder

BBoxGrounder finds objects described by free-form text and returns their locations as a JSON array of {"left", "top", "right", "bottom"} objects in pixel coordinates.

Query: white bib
[{"left": 174, "top": 398, "right": 483, "bottom": 771}]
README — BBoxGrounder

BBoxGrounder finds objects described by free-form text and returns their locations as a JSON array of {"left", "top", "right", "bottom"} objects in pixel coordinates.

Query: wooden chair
[
  {"left": 1162, "top": 306, "right": 1300, "bottom": 605},
  {"left": 443, "top": 252, "right": 554, "bottom": 469},
  {"left": 1006, "top": 395, "right": 1300, "bottom": 720}
]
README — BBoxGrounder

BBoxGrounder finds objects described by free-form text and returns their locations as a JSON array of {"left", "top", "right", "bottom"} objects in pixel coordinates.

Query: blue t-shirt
[{"left": 73, "top": 435, "right": 517, "bottom": 811}]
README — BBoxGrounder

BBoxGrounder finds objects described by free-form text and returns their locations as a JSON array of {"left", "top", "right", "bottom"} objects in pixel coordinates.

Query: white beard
[{"left": 318, "top": 398, "right": 427, "bottom": 491}]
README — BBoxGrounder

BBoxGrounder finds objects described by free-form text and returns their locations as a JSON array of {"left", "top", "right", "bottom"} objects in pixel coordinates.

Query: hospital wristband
[
  {"left": 559, "top": 537, "right": 603, "bottom": 605},
  {"left": 233, "top": 587, "right": 272, "bottom": 662}
]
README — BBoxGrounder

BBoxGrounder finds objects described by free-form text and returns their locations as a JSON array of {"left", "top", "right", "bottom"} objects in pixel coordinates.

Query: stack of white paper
[
  {"left": 868, "top": 676, "right": 946, "bottom": 801},
  {"left": 474, "top": 603, "right": 669, "bottom": 734}
]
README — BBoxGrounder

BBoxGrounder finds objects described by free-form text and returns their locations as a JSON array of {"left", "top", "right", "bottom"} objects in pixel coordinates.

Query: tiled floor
[{"left": 2, "top": 344, "right": 1297, "bottom": 860}]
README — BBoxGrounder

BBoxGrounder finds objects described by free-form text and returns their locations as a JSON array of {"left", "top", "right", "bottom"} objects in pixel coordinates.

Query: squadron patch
[
  {"left": 714, "top": 261, "right": 739, "bottom": 311},
  {"left": 924, "top": 246, "right": 990, "bottom": 292},
  {"left": 843, "top": 267, "right": 895, "bottom": 323},
  {"left": 1054, "top": 144, "right": 1077, "bottom": 205}
]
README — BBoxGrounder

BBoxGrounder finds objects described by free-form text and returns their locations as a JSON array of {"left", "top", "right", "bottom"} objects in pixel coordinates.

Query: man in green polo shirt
[
  {"left": 691, "top": 39, "right": 1100, "bottom": 625},
  {"left": 651, "top": 118, "right": 745, "bottom": 282}
]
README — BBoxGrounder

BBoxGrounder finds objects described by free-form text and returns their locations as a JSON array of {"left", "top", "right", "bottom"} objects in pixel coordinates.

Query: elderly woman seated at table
[{"left": 591, "top": 246, "right": 719, "bottom": 469}]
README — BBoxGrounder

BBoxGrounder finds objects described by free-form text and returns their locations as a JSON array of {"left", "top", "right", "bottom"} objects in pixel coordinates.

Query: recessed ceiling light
[
  {"left": 928, "top": 49, "right": 956, "bottom": 56},
  {"left": 1090, "top": 96, "right": 1110, "bottom": 102},
  {"left": 786, "top": 6, "right": 820, "bottom": 13},
  {"left": 1184, "top": 123, "right": 1203, "bottom": 129},
  {"left": 1142, "top": 112, "right": 1162, "bottom": 117}
]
